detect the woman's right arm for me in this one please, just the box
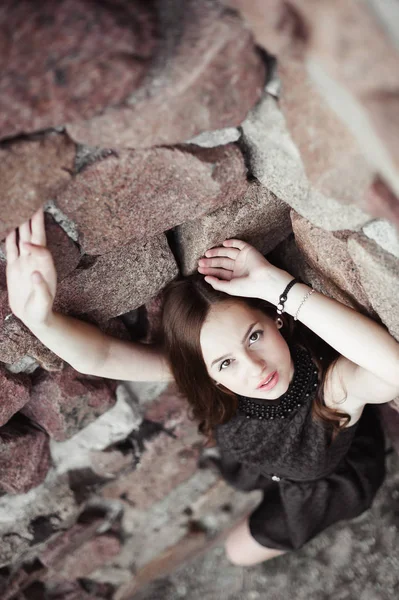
[6,208,173,382]
[30,313,173,381]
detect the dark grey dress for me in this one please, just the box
[213,347,386,551]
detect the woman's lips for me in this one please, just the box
[257,371,279,391]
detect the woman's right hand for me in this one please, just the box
[6,208,57,328]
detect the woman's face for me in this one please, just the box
[200,300,294,399]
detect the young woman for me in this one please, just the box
[5,208,399,566]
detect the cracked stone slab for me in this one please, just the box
[240,93,371,231]
[20,366,117,441]
[0,133,76,240]
[0,364,31,426]
[348,234,399,340]
[291,211,374,315]
[50,384,142,476]
[176,180,292,275]
[0,0,156,140]
[0,473,77,567]
[44,200,79,243]
[55,144,247,255]
[54,235,178,320]
[362,219,399,259]
[66,1,265,148]
[187,127,240,148]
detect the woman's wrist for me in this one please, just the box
[258,268,314,317]
[258,268,297,306]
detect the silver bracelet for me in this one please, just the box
[294,289,315,321]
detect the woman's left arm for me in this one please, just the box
[280,277,399,405]
[198,239,399,405]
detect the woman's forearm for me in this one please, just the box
[29,311,108,373]
[260,270,399,387]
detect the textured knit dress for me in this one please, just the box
[213,345,387,551]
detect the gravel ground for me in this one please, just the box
[134,450,399,600]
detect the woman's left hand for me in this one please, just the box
[197,239,290,302]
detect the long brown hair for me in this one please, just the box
[161,275,350,446]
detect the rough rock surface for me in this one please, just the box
[0,133,76,239]
[291,212,374,315]
[0,414,52,495]
[45,212,81,281]
[362,218,399,260]
[364,178,399,229]
[176,181,292,275]
[41,522,121,581]
[0,289,64,370]
[66,1,266,148]
[229,0,399,196]
[130,452,399,600]
[268,234,368,311]
[20,367,117,441]
[278,60,374,209]
[348,234,399,340]
[0,0,156,140]
[240,94,371,231]
[56,144,247,254]
[54,235,178,319]
[0,474,77,567]
[101,384,204,509]
[0,364,31,426]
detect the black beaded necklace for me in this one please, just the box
[237,345,319,421]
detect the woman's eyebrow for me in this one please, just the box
[241,322,257,344]
[210,322,258,368]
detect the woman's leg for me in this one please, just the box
[224,516,287,566]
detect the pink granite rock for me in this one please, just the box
[89,449,132,479]
[56,144,247,254]
[46,534,121,581]
[225,0,308,58]
[0,289,64,370]
[0,414,51,494]
[278,60,374,209]
[364,178,399,229]
[230,0,399,209]
[230,0,399,95]
[45,213,81,282]
[291,211,375,315]
[348,234,399,341]
[363,91,399,175]
[54,235,178,320]
[41,519,121,581]
[0,0,156,140]
[268,234,368,311]
[0,364,31,426]
[0,133,76,239]
[66,1,265,148]
[241,94,371,232]
[102,384,203,508]
[289,0,399,97]
[20,366,117,441]
[176,180,292,275]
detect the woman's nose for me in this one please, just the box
[243,352,266,376]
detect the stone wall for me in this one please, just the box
[0,1,398,598]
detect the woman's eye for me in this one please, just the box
[219,359,232,371]
[249,330,263,344]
